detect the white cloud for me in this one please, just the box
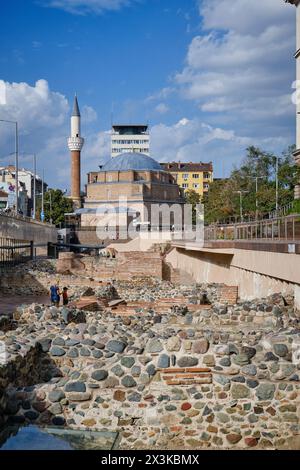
[200,0,293,35]
[155,103,169,114]
[172,0,296,144]
[150,117,290,177]
[0,79,100,189]
[43,0,138,15]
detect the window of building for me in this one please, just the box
[204,172,210,180]
[193,184,199,189]
[192,174,199,179]
[182,183,189,189]
[183,174,189,180]
[203,183,209,190]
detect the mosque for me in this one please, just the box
[67,96,185,233]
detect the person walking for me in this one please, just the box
[62,287,69,306]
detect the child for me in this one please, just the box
[62,287,69,306]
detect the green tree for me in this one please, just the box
[37,189,73,226]
[204,145,298,224]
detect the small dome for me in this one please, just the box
[100,153,162,172]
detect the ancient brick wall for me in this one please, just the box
[216,285,239,305]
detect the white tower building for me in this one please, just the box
[286,0,300,198]
[68,95,84,208]
[111,124,150,158]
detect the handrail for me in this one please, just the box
[205,214,300,242]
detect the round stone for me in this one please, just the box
[50,346,66,357]
[65,381,86,393]
[91,370,108,381]
[274,344,288,357]
[231,384,250,399]
[241,365,257,376]
[106,340,127,353]
[177,357,198,368]
[80,347,91,357]
[226,434,242,444]
[48,390,65,403]
[121,357,135,368]
[92,350,103,359]
[232,354,250,366]
[246,379,259,389]
[166,336,181,352]
[67,348,79,358]
[146,339,164,353]
[146,364,156,376]
[256,383,275,401]
[121,376,137,388]
[52,337,65,346]
[111,365,125,377]
[52,416,66,426]
[219,357,231,367]
[24,411,39,421]
[193,339,209,354]
[264,352,279,362]
[128,392,141,402]
[113,390,126,401]
[181,403,192,411]
[157,354,170,369]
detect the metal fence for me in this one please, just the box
[0,237,33,268]
[205,214,300,242]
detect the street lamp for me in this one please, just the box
[19,152,37,219]
[234,191,249,223]
[248,175,267,220]
[0,119,19,214]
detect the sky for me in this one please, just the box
[0,0,297,190]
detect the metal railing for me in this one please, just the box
[0,211,53,227]
[0,237,33,268]
[205,214,300,242]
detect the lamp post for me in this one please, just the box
[0,119,19,213]
[234,191,249,223]
[275,156,279,215]
[19,152,37,219]
[248,175,267,220]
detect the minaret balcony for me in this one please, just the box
[68,136,84,151]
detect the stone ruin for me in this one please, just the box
[0,269,300,450]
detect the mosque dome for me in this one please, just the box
[100,153,162,172]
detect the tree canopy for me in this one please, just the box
[203,145,300,224]
[36,189,74,226]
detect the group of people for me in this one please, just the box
[50,283,69,307]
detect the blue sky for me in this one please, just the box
[0,0,297,189]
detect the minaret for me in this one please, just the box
[286,0,300,198]
[68,95,84,208]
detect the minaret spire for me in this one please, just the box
[68,94,84,208]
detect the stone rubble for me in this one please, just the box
[0,262,299,450]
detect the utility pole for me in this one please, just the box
[275,156,279,215]
[41,169,45,222]
[33,154,36,220]
[0,119,19,213]
[15,121,19,214]
[49,189,52,225]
